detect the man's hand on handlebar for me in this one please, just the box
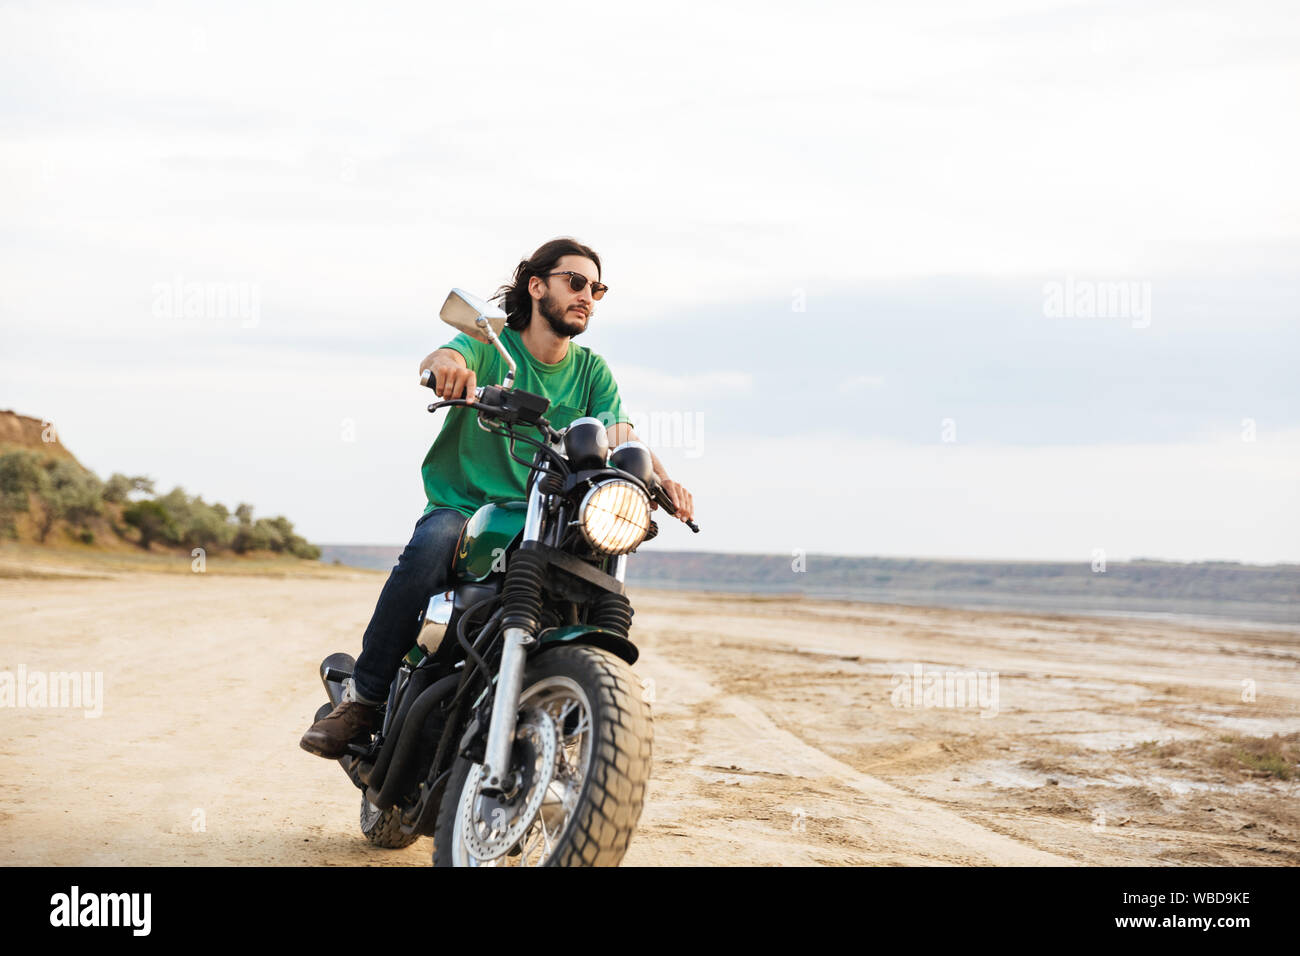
[653,477,695,525]
[429,366,477,403]
[419,348,478,403]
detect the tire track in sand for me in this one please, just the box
[626,653,1074,866]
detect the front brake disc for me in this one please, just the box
[460,709,559,862]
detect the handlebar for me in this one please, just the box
[422,372,699,532]
[420,367,477,401]
[651,483,699,533]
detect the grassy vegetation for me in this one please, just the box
[0,448,320,559]
[0,540,365,579]
[1216,733,1299,780]
[1134,733,1298,781]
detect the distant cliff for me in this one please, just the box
[0,410,79,462]
[624,551,1300,626]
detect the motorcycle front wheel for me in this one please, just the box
[432,644,653,867]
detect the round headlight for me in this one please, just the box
[578,480,651,556]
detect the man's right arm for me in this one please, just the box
[420,347,478,403]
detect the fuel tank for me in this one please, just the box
[452,499,528,582]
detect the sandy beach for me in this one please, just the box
[1,559,1297,866]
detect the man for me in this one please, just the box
[301,237,695,758]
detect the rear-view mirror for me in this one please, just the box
[440,289,506,343]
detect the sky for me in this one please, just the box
[2,0,1297,562]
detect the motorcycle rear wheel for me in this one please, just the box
[360,796,420,849]
[432,644,652,867]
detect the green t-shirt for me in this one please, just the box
[421,326,634,518]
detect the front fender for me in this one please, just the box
[535,624,639,665]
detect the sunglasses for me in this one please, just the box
[546,271,608,300]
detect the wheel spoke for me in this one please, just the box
[554,698,578,726]
[538,810,554,857]
[565,714,590,740]
[517,824,539,867]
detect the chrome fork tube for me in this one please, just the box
[481,627,530,791]
[480,472,546,793]
[521,468,547,542]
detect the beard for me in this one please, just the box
[538,290,588,339]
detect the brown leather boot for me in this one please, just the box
[300,699,379,759]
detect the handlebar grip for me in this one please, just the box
[421,368,484,403]
[652,484,700,533]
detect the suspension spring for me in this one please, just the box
[500,547,547,634]
[588,589,633,640]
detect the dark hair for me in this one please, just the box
[492,237,602,331]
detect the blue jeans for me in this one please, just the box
[351,507,470,704]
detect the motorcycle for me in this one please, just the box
[311,288,699,866]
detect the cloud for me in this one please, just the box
[609,365,753,401]
[837,375,887,394]
[2,1,1297,561]
[661,431,1300,563]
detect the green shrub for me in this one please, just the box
[41,459,103,534]
[0,451,44,537]
[0,450,43,512]
[103,473,154,504]
[123,499,180,550]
